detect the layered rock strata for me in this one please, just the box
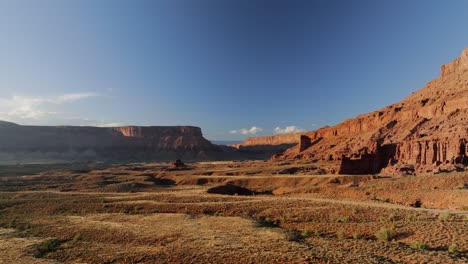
[237,49,468,175]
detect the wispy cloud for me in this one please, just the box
[98,122,126,127]
[0,92,99,123]
[274,125,305,134]
[55,92,98,103]
[229,126,263,135]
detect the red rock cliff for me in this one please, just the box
[242,48,468,174]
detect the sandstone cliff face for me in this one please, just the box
[232,133,303,148]
[239,49,468,175]
[0,124,226,164]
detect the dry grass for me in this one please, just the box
[0,161,467,263]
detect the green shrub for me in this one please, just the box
[352,233,361,240]
[448,244,459,254]
[410,241,429,251]
[375,228,394,241]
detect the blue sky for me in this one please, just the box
[0,0,467,140]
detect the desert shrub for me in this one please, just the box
[33,239,63,258]
[410,241,429,251]
[438,213,451,222]
[407,214,416,222]
[302,229,312,238]
[314,229,322,237]
[201,208,209,214]
[214,211,224,217]
[336,230,347,239]
[285,229,304,242]
[8,219,16,228]
[375,228,394,241]
[337,216,351,223]
[242,212,251,219]
[279,215,287,224]
[448,244,459,254]
[352,233,361,240]
[255,216,279,228]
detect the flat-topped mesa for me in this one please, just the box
[0,123,226,163]
[441,48,468,77]
[114,126,203,138]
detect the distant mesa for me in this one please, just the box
[236,48,468,175]
[0,123,238,164]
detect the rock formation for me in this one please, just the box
[0,122,232,164]
[237,48,468,175]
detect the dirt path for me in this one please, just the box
[278,195,468,216]
[6,188,468,217]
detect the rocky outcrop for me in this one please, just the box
[0,123,231,164]
[239,48,468,175]
[441,48,468,77]
[394,138,467,170]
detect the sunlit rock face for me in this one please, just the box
[239,49,468,175]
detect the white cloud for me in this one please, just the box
[274,125,305,134]
[0,93,100,124]
[98,122,126,127]
[55,92,98,103]
[229,126,263,135]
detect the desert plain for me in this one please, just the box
[0,160,466,264]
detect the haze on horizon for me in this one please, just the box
[1,0,468,141]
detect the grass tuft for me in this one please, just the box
[448,244,459,254]
[352,233,361,240]
[375,228,394,241]
[410,241,429,251]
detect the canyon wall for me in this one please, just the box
[238,49,468,175]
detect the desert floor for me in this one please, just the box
[0,161,467,263]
